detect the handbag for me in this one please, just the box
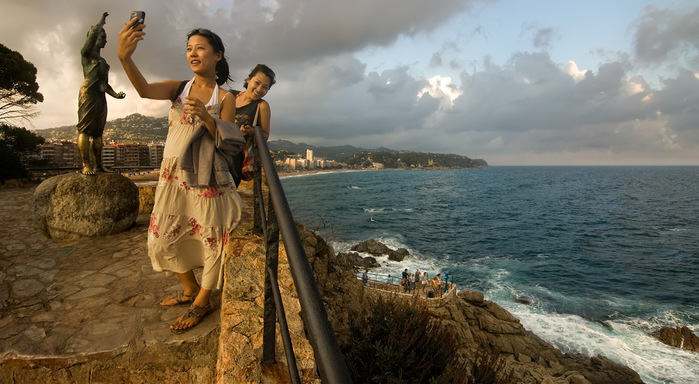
[240,104,260,181]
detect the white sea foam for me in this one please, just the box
[479,274,699,384]
[498,301,699,384]
[363,207,414,213]
[332,237,447,279]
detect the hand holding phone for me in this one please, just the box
[130,11,145,28]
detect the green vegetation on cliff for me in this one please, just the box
[341,296,514,384]
[344,150,483,169]
[34,113,168,144]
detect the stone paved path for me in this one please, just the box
[0,186,220,366]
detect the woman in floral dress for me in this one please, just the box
[118,19,245,332]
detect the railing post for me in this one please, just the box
[262,186,279,365]
[252,141,263,235]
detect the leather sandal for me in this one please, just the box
[160,289,199,306]
[170,303,214,334]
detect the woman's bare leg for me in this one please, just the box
[160,270,200,306]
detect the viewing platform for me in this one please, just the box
[355,271,458,308]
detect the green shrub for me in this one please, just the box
[341,296,455,383]
[466,346,515,384]
[0,141,27,182]
[341,295,516,384]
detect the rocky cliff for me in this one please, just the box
[295,223,644,384]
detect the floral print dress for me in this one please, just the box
[148,79,242,290]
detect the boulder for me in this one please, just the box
[33,173,139,240]
[651,326,699,353]
[388,247,409,262]
[350,239,391,255]
[350,239,412,261]
[337,251,380,269]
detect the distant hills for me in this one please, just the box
[34,113,487,167]
[267,139,392,162]
[34,113,168,144]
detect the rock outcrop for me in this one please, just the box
[298,224,644,384]
[652,326,699,353]
[33,173,139,240]
[336,251,380,268]
[350,238,411,262]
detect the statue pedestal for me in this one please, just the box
[33,173,140,240]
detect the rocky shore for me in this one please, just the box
[290,223,645,384]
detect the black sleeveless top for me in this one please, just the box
[229,90,262,186]
[230,90,261,126]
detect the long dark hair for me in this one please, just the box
[186,28,232,86]
[243,64,276,89]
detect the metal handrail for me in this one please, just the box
[251,126,352,384]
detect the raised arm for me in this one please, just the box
[117,18,180,100]
[81,12,109,56]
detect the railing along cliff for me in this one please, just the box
[250,126,352,384]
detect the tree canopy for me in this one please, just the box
[0,123,45,182]
[0,43,44,125]
[0,124,45,155]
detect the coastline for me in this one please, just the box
[124,168,370,183]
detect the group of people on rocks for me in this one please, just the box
[398,268,450,298]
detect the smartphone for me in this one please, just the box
[130,11,145,28]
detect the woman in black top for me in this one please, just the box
[231,64,276,186]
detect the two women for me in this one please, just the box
[117,18,262,333]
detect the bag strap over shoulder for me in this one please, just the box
[172,80,188,102]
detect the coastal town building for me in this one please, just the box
[101,145,116,167]
[148,143,164,167]
[39,141,164,168]
[39,141,81,168]
[276,148,341,171]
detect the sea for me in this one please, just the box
[280,166,699,384]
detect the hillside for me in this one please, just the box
[34,113,487,167]
[343,150,484,169]
[34,113,168,144]
[268,139,392,161]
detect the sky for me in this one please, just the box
[2,0,698,165]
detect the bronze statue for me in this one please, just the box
[77,12,125,174]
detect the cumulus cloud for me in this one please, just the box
[633,6,699,69]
